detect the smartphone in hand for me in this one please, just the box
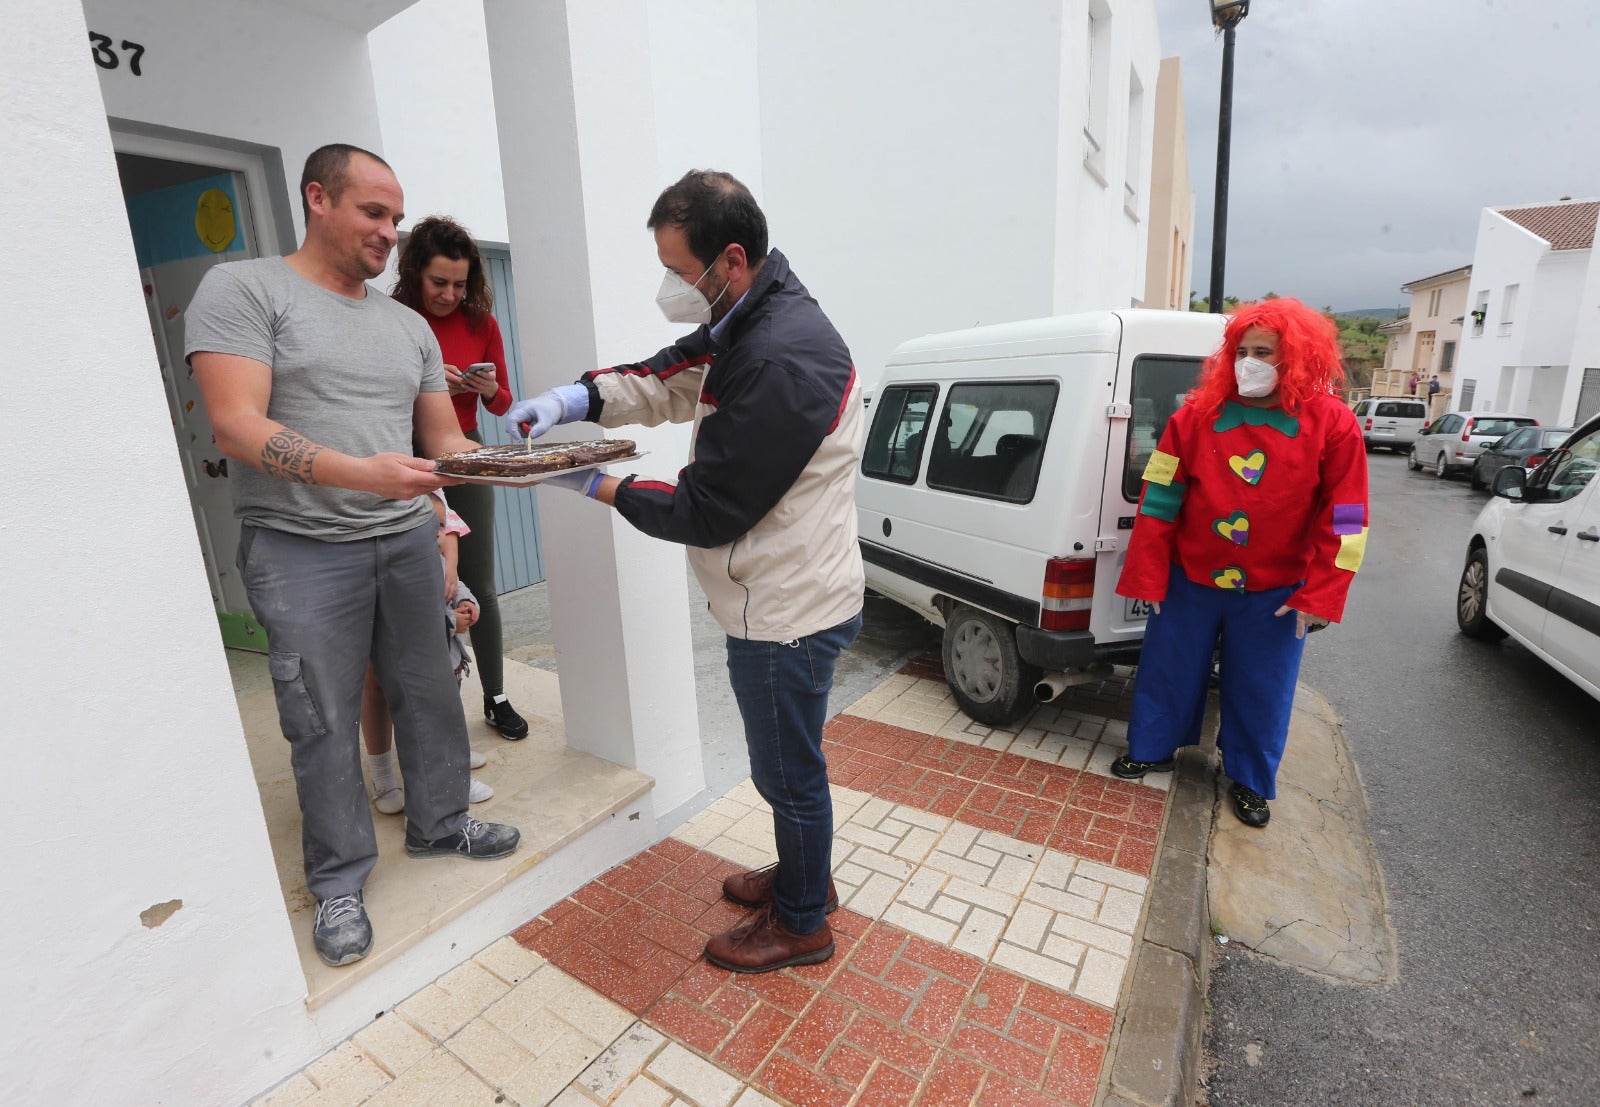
[466,362,496,377]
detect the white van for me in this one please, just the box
[856,309,1227,723]
[1350,396,1428,452]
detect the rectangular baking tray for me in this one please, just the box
[436,450,647,486]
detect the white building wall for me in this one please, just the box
[1059,0,1159,316]
[368,0,509,243]
[1453,210,1558,415]
[1566,238,1600,423]
[3,4,324,1105]
[85,0,389,244]
[754,0,1159,387]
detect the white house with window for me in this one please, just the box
[5,1,1181,1103]
[1451,198,1600,425]
[1374,263,1470,416]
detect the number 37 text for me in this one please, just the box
[89,32,146,76]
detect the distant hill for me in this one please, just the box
[1334,307,1403,321]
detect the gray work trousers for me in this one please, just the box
[239,522,470,901]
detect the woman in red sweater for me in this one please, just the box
[393,217,528,739]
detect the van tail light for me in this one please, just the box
[1042,557,1094,632]
[1364,417,1373,431]
[1462,417,1473,442]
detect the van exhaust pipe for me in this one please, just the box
[1035,664,1114,702]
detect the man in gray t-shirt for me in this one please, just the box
[186,144,520,969]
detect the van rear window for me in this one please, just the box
[1376,401,1425,418]
[925,382,1058,503]
[1124,355,1206,501]
[862,385,937,483]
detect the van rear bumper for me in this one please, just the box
[1016,625,1142,671]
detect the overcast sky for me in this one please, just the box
[1152,0,1600,311]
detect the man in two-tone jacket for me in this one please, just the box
[507,170,864,973]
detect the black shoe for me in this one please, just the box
[406,817,522,860]
[313,891,373,967]
[1230,782,1271,828]
[484,694,529,740]
[1111,754,1176,780]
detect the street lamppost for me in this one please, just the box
[1208,0,1250,313]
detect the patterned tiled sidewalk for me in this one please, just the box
[253,657,1171,1107]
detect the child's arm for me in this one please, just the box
[439,531,460,603]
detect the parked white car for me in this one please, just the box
[1410,411,1538,477]
[1456,413,1600,703]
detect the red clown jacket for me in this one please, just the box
[1116,392,1369,622]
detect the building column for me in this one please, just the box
[482,0,706,817]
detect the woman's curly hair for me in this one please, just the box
[392,215,493,323]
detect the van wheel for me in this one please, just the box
[941,606,1040,726]
[1407,448,1423,472]
[1457,546,1506,640]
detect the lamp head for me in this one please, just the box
[1211,0,1250,28]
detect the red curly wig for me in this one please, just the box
[1187,298,1345,419]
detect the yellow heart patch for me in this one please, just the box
[1229,450,1266,485]
[1213,511,1250,545]
[1212,567,1247,590]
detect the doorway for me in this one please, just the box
[113,134,283,650]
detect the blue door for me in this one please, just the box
[481,248,546,592]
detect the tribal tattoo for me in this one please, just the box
[261,430,323,484]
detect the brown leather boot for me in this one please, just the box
[722,862,840,914]
[704,904,835,974]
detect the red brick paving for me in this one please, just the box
[513,839,1122,1106]
[507,665,1159,1105]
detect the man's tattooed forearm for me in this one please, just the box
[261,430,323,484]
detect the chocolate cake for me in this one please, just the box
[434,439,636,478]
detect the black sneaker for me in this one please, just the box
[1111,754,1176,780]
[484,695,530,740]
[1230,782,1271,828]
[406,817,522,861]
[313,891,373,967]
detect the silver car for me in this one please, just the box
[1409,411,1538,478]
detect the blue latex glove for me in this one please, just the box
[539,469,604,498]
[504,384,590,440]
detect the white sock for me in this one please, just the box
[367,748,400,795]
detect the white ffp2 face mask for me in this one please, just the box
[1235,356,1280,398]
[655,259,728,325]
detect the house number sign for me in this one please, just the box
[89,32,147,76]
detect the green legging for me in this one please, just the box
[451,429,506,699]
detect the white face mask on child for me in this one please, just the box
[1234,356,1280,398]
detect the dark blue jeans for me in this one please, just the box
[725,611,862,934]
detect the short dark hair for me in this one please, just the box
[299,143,390,221]
[647,170,768,267]
[391,216,494,322]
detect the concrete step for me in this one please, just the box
[227,650,655,1010]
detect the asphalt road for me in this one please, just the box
[1204,452,1600,1106]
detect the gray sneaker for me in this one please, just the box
[405,817,521,861]
[313,891,373,967]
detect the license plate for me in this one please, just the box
[1374,427,1394,436]
[1125,597,1155,620]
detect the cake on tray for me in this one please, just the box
[434,439,635,478]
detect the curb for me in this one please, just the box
[1100,743,1216,1107]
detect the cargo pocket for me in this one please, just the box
[268,652,327,738]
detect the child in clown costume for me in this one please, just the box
[1113,298,1368,827]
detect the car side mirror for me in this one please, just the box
[1492,466,1526,501]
